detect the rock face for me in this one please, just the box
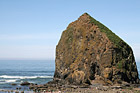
[54,13,139,85]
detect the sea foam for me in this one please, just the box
[0,79,17,84]
[5,79,17,83]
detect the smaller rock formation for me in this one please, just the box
[11,83,17,86]
[20,81,31,86]
[54,13,139,86]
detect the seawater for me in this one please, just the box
[0,60,55,90]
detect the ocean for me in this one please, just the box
[0,60,55,91]
[0,60,140,91]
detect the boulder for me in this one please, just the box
[11,83,17,86]
[54,13,139,85]
[20,81,30,86]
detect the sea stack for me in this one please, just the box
[54,13,139,85]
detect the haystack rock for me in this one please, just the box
[54,13,139,85]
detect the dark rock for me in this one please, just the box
[11,83,17,86]
[54,13,139,85]
[97,86,108,91]
[111,86,122,89]
[19,87,21,90]
[15,91,19,93]
[20,81,30,86]
[10,90,13,92]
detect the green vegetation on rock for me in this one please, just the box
[86,13,122,48]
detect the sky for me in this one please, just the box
[0,0,140,61]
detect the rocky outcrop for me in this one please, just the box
[54,13,139,85]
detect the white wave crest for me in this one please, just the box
[5,79,17,83]
[0,79,17,84]
[0,75,53,79]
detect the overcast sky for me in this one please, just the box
[0,0,140,61]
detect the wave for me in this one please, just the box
[0,79,17,84]
[5,79,17,83]
[0,75,53,79]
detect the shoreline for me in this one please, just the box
[29,79,140,93]
[0,88,61,93]
[0,89,33,93]
[1,84,140,93]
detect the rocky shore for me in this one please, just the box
[1,84,140,93]
[28,78,140,93]
[0,82,34,93]
[29,81,140,93]
[0,89,33,93]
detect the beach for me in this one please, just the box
[1,85,140,93]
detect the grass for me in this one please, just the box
[86,13,123,48]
